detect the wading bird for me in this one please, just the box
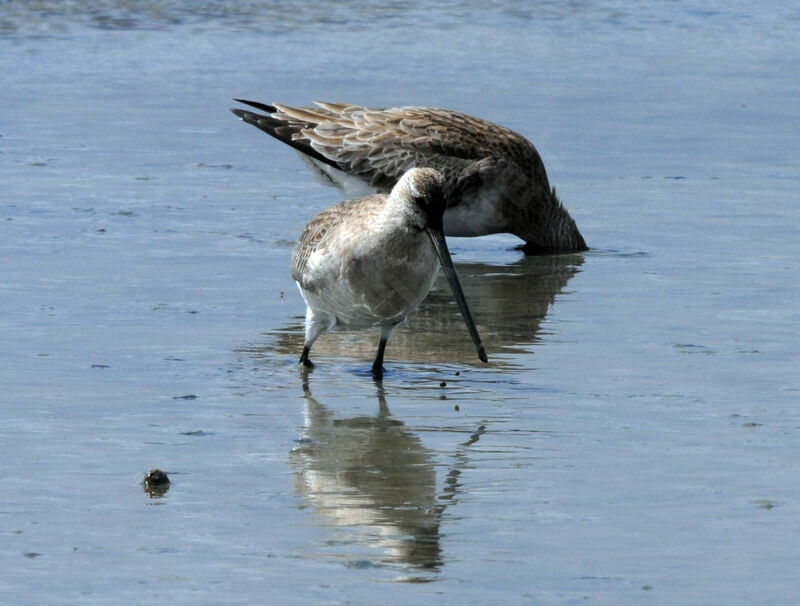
[290,167,487,376]
[231,99,586,254]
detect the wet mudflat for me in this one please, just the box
[1,2,799,604]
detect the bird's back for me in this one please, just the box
[272,102,545,191]
[291,195,383,287]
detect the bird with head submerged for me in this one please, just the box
[231,99,587,254]
[290,167,487,377]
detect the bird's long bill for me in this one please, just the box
[426,226,488,363]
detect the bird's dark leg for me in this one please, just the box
[371,335,388,378]
[299,345,314,368]
[371,324,399,378]
[299,313,331,369]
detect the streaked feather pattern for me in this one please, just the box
[232,100,587,253]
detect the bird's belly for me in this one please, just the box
[302,243,439,330]
[298,154,376,198]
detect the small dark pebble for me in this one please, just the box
[173,394,197,400]
[440,380,447,387]
[91,364,110,369]
[23,552,42,559]
[143,469,171,498]
[454,404,460,412]
[454,371,460,376]
[641,585,653,591]
[143,469,170,487]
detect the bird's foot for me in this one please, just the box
[299,346,314,368]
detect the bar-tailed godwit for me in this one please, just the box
[291,167,487,376]
[232,99,586,254]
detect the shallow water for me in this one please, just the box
[2,2,799,604]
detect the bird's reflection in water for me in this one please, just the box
[262,253,583,368]
[290,382,485,573]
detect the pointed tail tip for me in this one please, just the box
[232,98,278,114]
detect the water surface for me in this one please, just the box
[2,2,799,604]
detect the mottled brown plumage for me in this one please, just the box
[232,99,587,253]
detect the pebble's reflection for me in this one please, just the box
[290,382,485,572]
